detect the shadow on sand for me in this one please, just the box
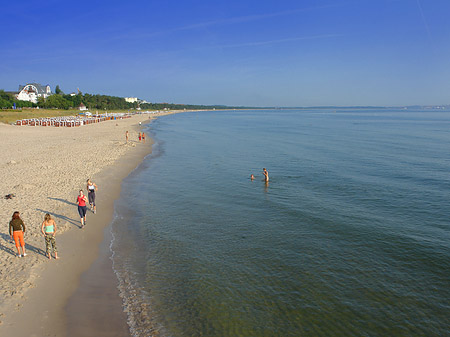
[36,208,81,229]
[0,232,47,257]
[48,197,77,207]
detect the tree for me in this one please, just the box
[55,85,63,95]
[43,94,70,109]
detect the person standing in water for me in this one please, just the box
[9,211,27,257]
[41,214,59,259]
[87,179,98,214]
[77,190,88,228]
[263,168,269,182]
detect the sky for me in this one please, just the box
[1,0,450,107]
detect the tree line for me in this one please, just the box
[0,88,233,111]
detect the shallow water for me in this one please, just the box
[111,109,450,336]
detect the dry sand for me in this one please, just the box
[0,112,179,336]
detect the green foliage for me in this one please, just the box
[2,87,235,112]
[55,85,63,95]
[0,90,36,109]
[42,94,71,109]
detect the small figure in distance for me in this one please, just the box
[126,131,129,143]
[142,132,146,143]
[250,174,255,181]
[9,211,27,257]
[77,190,88,228]
[41,213,59,260]
[263,168,269,183]
[86,179,98,214]
[138,132,142,142]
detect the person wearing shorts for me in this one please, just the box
[87,179,98,214]
[9,211,27,257]
[77,190,88,228]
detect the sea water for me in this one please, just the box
[111,109,450,337]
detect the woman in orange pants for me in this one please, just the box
[9,211,27,257]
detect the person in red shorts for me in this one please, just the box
[9,211,27,257]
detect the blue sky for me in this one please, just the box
[1,0,449,106]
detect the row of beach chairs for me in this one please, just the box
[16,114,133,127]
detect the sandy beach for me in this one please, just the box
[0,112,178,336]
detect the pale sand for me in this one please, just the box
[0,112,180,336]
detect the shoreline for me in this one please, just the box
[0,111,182,336]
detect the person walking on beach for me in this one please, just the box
[87,179,98,214]
[77,190,88,228]
[142,132,146,143]
[9,211,27,257]
[263,168,269,182]
[41,214,59,259]
[126,131,129,143]
[138,132,142,142]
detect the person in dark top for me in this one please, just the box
[9,211,27,257]
[86,179,98,214]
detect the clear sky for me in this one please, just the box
[1,0,449,107]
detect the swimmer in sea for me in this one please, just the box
[250,174,255,181]
[263,168,269,182]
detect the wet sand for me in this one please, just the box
[0,112,180,336]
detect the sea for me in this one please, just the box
[110,108,450,337]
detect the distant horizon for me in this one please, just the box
[3,83,450,109]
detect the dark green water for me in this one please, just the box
[111,109,450,336]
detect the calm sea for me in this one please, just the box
[110,109,450,337]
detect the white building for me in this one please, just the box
[16,83,52,103]
[125,97,138,103]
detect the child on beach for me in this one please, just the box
[77,190,88,228]
[87,179,98,214]
[41,214,59,259]
[139,132,142,142]
[142,132,146,143]
[9,211,27,257]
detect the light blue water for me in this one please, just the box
[111,109,450,337]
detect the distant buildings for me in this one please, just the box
[16,83,52,103]
[125,97,138,103]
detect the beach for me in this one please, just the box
[0,112,176,336]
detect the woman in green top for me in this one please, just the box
[41,213,59,260]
